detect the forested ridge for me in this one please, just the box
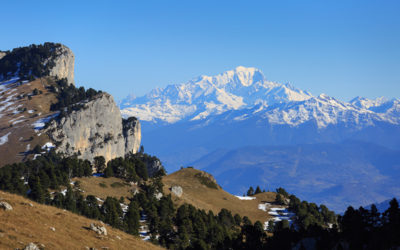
[0,42,61,81]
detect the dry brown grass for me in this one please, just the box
[73,176,135,202]
[0,190,162,250]
[162,168,276,224]
[0,77,58,166]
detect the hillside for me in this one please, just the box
[162,167,278,224]
[192,141,400,211]
[0,77,58,166]
[0,190,161,250]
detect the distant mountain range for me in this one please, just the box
[120,66,400,211]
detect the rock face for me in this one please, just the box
[48,44,75,85]
[0,201,12,211]
[171,185,183,197]
[142,157,164,177]
[0,52,6,60]
[123,117,141,156]
[90,222,107,235]
[47,93,141,163]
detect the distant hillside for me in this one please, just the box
[0,190,161,250]
[162,167,277,224]
[191,141,400,212]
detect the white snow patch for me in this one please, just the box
[32,112,59,131]
[0,132,11,146]
[42,142,55,151]
[28,110,35,114]
[235,195,256,200]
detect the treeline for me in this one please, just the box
[49,78,101,115]
[266,200,400,249]
[245,185,337,231]
[0,42,61,80]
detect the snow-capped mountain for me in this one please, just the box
[121,66,399,128]
[120,66,313,124]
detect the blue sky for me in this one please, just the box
[1,0,399,101]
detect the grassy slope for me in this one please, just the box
[0,190,162,250]
[162,168,276,224]
[0,77,58,166]
[73,176,135,202]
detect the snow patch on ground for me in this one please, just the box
[235,195,256,200]
[42,142,55,151]
[0,132,11,146]
[32,112,59,131]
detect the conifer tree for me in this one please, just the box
[247,186,254,196]
[29,176,44,203]
[124,200,140,235]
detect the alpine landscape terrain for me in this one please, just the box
[120,66,400,211]
[0,29,399,250]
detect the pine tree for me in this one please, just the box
[124,200,140,235]
[29,176,44,203]
[94,156,106,173]
[247,186,254,196]
[255,186,262,194]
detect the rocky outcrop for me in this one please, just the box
[141,157,164,177]
[171,185,183,197]
[48,44,75,85]
[123,117,141,156]
[24,242,40,250]
[0,201,12,211]
[90,222,107,235]
[47,93,141,163]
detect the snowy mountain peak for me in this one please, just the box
[120,67,398,128]
[120,67,314,123]
[350,96,389,110]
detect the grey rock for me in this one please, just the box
[144,157,164,177]
[123,117,141,157]
[48,44,75,85]
[171,186,183,197]
[154,192,163,200]
[0,201,12,211]
[90,222,107,236]
[47,93,141,163]
[24,242,40,250]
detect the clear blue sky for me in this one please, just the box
[1,0,399,102]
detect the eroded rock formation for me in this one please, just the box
[46,93,141,163]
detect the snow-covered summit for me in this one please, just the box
[120,67,312,123]
[120,67,399,129]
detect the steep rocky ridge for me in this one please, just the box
[47,44,75,85]
[46,92,141,163]
[0,43,140,166]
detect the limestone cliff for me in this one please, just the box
[46,93,141,163]
[48,45,75,85]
